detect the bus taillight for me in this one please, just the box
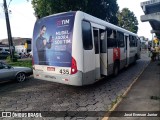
[71,57,77,74]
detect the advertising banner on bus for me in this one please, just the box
[32,12,75,67]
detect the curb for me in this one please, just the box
[101,61,150,120]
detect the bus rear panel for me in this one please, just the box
[32,12,84,86]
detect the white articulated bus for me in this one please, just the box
[32,11,141,86]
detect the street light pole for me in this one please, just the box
[3,0,14,61]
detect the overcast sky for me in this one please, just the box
[117,0,152,40]
[0,0,152,40]
[0,0,36,40]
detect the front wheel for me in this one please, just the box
[16,72,26,82]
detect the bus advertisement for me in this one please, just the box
[33,12,75,67]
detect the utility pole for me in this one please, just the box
[3,0,14,61]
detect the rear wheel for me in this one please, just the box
[133,55,137,64]
[16,72,26,82]
[113,62,119,76]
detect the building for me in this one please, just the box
[0,37,31,53]
[141,0,160,45]
[139,36,151,49]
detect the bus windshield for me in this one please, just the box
[32,12,75,67]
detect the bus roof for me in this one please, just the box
[80,11,138,36]
[39,11,138,37]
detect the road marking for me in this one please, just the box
[102,62,150,120]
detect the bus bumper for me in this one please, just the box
[33,70,83,86]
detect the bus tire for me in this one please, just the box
[113,62,119,76]
[133,55,137,64]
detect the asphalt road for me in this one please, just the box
[0,52,150,120]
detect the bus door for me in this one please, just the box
[93,28,101,80]
[100,29,107,76]
[93,27,107,79]
[125,35,129,66]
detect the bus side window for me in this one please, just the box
[107,28,117,48]
[129,35,137,47]
[132,36,135,47]
[135,37,138,47]
[129,35,133,47]
[82,21,93,50]
[117,31,124,47]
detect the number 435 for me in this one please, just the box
[59,69,69,74]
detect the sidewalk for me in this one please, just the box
[108,60,160,120]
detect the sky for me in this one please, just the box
[0,0,153,40]
[0,0,36,40]
[117,0,152,40]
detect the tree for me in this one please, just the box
[117,8,138,33]
[31,0,119,25]
[84,0,119,25]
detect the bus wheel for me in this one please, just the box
[133,55,137,64]
[113,62,119,76]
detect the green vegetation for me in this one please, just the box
[6,56,18,62]
[110,95,123,109]
[31,0,119,25]
[4,52,32,68]
[7,59,32,68]
[117,8,138,33]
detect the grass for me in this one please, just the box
[7,59,32,68]
[110,95,123,109]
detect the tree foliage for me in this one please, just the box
[117,8,138,33]
[31,0,119,25]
